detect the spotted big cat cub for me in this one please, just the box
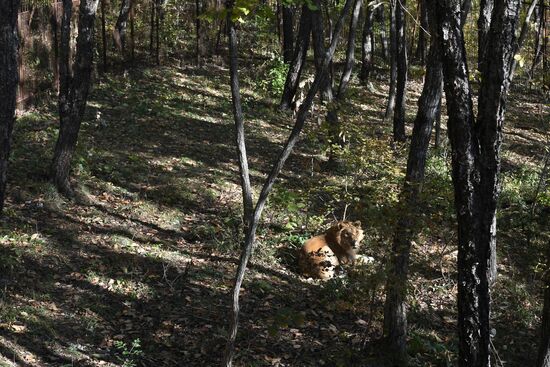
[298,221,366,279]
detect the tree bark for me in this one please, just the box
[51,0,100,195]
[435,0,521,364]
[383,0,442,360]
[100,0,107,71]
[280,5,312,110]
[113,0,131,51]
[282,3,294,63]
[509,0,538,80]
[414,0,428,64]
[222,1,355,365]
[360,2,376,82]
[311,0,333,102]
[530,0,544,76]
[538,260,550,367]
[393,0,407,141]
[195,0,201,64]
[0,0,20,215]
[377,4,389,60]
[384,0,397,120]
[477,0,493,71]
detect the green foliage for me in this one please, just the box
[113,338,144,367]
[257,56,289,97]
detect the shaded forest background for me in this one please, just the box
[0,0,548,366]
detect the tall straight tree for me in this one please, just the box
[282,2,294,63]
[383,0,442,360]
[222,0,355,365]
[51,0,100,195]
[113,0,132,51]
[360,1,377,83]
[435,0,522,364]
[414,0,428,64]
[538,251,550,366]
[0,0,20,215]
[280,4,312,110]
[384,0,397,120]
[377,4,389,60]
[393,0,407,141]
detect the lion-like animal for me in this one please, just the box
[298,220,365,279]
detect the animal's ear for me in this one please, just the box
[338,222,344,229]
[353,221,361,227]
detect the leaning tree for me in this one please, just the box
[222,0,355,365]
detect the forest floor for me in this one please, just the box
[0,58,548,367]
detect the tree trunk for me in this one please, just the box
[113,0,131,51]
[538,260,550,367]
[222,1,355,365]
[477,0,493,71]
[279,4,312,110]
[0,0,20,215]
[435,0,521,364]
[377,4,389,60]
[195,0,201,64]
[393,0,407,141]
[530,0,544,76]
[360,2,376,82]
[383,0,442,360]
[414,0,428,64]
[150,0,155,56]
[311,0,333,102]
[51,0,100,195]
[282,4,294,63]
[100,0,107,71]
[384,0,397,120]
[509,0,538,80]
[155,0,161,65]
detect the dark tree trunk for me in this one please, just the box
[383,0,442,360]
[195,0,201,64]
[477,0,493,71]
[509,0,538,79]
[337,0,363,97]
[530,0,544,76]
[282,4,294,63]
[51,0,100,195]
[435,0,521,365]
[279,5,312,110]
[414,0,428,64]
[155,0,161,65]
[325,0,362,167]
[100,0,107,71]
[0,0,20,215]
[150,0,155,56]
[311,0,333,102]
[113,0,131,51]
[360,2,376,82]
[222,1,355,365]
[377,4,389,60]
[384,0,397,120]
[538,261,550,367]
[393,0,407,141]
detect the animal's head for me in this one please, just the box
[334,220,365,258]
